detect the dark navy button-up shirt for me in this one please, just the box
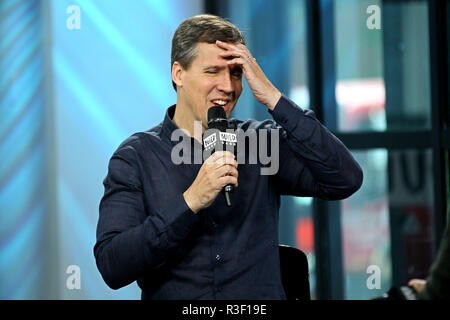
[94,95,363,300]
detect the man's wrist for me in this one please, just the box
[266,90,282,111]
[183,190,200,214]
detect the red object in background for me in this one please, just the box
[403,205,433,279]
[296,217,314,253]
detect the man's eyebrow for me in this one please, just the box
[202,65,242,72]
[202,65,226,70]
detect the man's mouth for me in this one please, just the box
[211,99,231,112]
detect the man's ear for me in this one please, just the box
[172,61,184,89]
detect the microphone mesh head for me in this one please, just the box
[208,106,226,122]
[207,106,227,130]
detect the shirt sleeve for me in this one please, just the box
[93,143,199,290]
[418,224,450,300]
[268,95,363,200]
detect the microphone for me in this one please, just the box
[203,106,237,207]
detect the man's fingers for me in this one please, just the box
[213,157,238,169]
[226,58,244,66]
[219,49,246,60]
[408,279,426,293]
[217,164,238,179]
[216,40,249,55]
[218,46,254,63]
[206,151,237,167]
[216,165,238,188]
[215,40,233,49]
[216,40,254,66]
[209,150,235,161]
[217,175,238,188]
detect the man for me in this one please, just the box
[94,14,363,300]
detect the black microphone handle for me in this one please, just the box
[203,137,235,207]
[223,139,236,207]
[215,139,235,207]
[206,106,236,207]
[223,184,234,207]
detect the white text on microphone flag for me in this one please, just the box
[203,132,217,149]
[219,132,237,144]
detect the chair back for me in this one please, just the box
[279,244,311,300]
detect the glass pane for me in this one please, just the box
[286,0,310,109]
[388,149,435,284]
[341,149,391,299]
[334,0,431,132]
[342,149,435,299]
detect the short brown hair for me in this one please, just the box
[171,14,246,91]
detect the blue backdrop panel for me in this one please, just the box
[1,0,203,299]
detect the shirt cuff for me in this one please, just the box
[163,193,200,241]
[268,95,303,132]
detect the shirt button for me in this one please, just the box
[215,254,221,261]
[212,221,218,228]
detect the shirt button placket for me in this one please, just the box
[214,252,223,296]
[211,218,223,298]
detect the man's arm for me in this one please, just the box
[268,95,363,200]
[216,40,362,200]
[94,144,200,290]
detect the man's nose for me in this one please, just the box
[216,72,234,93]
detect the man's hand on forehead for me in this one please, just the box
[215,40,281,110]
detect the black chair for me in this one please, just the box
[279,244,311,300]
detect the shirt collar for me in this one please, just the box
[161,104,179,142]
[161,105,203,149]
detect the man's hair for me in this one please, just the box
[171,14,246,91]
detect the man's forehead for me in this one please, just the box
[194,42,234,64]
[195,42,222,55]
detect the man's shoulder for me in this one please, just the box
[114,122,164,154]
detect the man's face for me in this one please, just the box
[177,42,243,129]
